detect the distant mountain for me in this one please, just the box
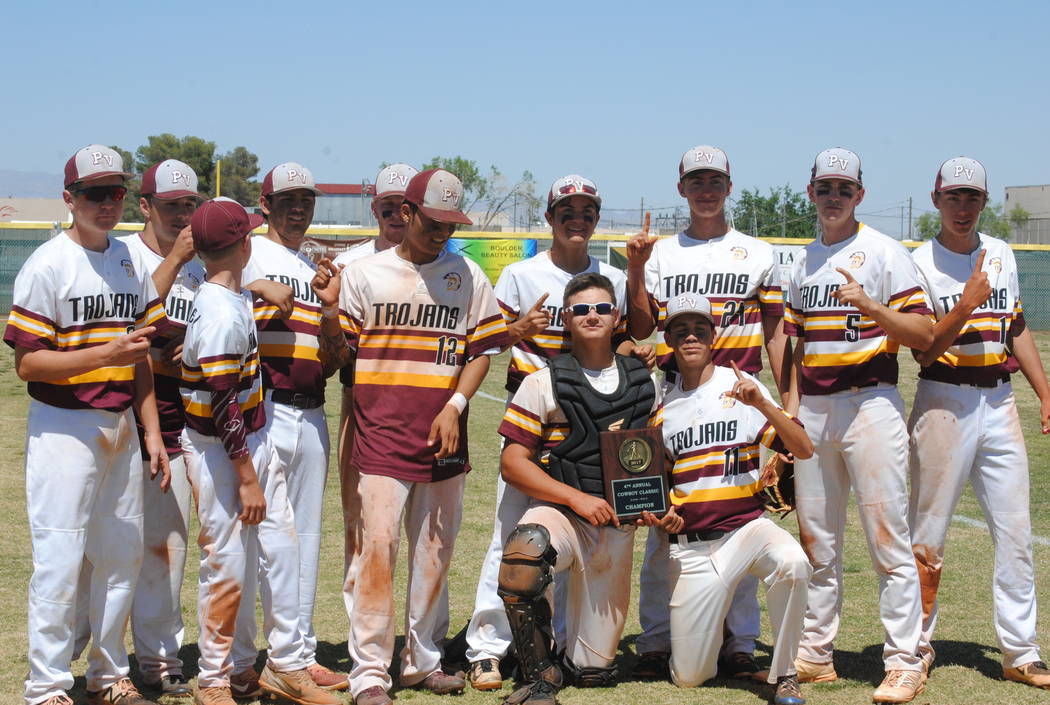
[0,170,63,198]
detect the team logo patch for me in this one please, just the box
[719,391,736,409]
[121,258,135,278]
[848,251,865,269]
[730,246,748,260]
[443,272,462,291]
[989,257,1002,274]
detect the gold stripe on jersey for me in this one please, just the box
[671,446,760,474]
[359,333,444,350]
[355,369,458,390]
[5,312,54,341]
[183,393,263,419]
[759,287,783,305]
[503,406,542,436]
[474,317,507,339]
[803,340,895,367]
[47,365,136,385]
[939,351,1008,367]
[670,478,764,504]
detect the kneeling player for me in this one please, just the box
[657,294,813,705]
[496,272,671,704]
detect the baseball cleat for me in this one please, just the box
[1003,660,1050,689]
[229,668,261,699]
[258,666,342,705]
[146,674,192,699]
[305,663,349,691]
[354,685,392,705]
[86,678,159,705]
[794,656,838,683]
[193,686,235,705]
[468,658,503,690]
[417,670,466,695]
[774,674,806,705]
[873,670,925,703]
[632,651,671,681]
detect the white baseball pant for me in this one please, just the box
[909,378,1041,668]
[517,504,636,671]
[637,525,761,655]
[23,402,144,704]
[795,385,923,672]
[131,453,191,680]
[669,517,810,686]
[183,428,307,688]
[349,472,465,698]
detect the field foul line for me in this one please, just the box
[477,389,1050,548]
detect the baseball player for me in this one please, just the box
[5,145,170,705]
[333,162,419,637]
[785,148,934,704]
[340,169,510,705]
[496,272,667,705]
[908,157,1050,689]
[179,198,339,705]
[231,162,349,692]
[464,174,641,691]
[117,159,204,699]
[656,292,812,705]
[626,145,790,679]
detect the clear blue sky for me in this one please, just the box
[4,1,1048,235]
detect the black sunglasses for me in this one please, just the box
[568,302,614,316]
[72,185,127,203]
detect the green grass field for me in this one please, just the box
[2,341,1050,704]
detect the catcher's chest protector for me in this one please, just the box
[546,353,656,498]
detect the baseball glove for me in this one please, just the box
[760,454,795,518]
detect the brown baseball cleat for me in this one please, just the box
[258,666,342,705]
[306,663,349,691]
[229,668,261,699]
[1003,660,1050,689]
[86,678,160,705]
[417,670,466,695]
[794,657,838,683]
[872,670,925,703]
[468,658,503,691]
[355,685,392,705]
[632,651,671,681]
[193,686,236,705]
[40,696,74,705]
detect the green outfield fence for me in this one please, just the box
[3,222,1050,329]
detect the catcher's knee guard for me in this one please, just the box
[498,524,562,687]
[565,657,618,688]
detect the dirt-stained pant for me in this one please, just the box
[183,428,307,688]
[23,403,143,705]
[795,385,923,672]
[637,527,760,655]
[516,504,636,671]
[669,517,810,686]
[909,378,1041,669]
[131,453,192,680]
[349,473,465,698]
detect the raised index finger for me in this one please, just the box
[642,211,651,236]
[973,249,987,275]
[729,359,744,381]
[529,292,550,312]
[835,267,857,284]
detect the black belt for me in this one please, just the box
[670,530,727,544]
[268,389,325,410]
[923,375,1009,389]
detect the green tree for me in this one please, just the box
[217,146,262,206]
[730,185,816,239]
[914,201,1014,241]
[422,156,488,217]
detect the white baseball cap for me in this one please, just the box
[664,293,714,327]
[374,163,419,200]
[547,174,601,210]
[811,148,862,185]
[141,159,200,200]
[262,162,323,197]
[679,145,730,179]
[934,157,988,194]
[404,169,472,225]
[64,144,133,188]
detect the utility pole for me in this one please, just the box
[781,199,786,238]
[901,204,905,239]
[908,196,913,239]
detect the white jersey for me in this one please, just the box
[333,239,378,267]
[910,234,1022,387]
[3,232,168,412]
[494,250,628,392]
[644,229,782,371]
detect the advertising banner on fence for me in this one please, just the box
[447,238,538,285]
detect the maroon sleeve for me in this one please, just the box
[211,387,249,460]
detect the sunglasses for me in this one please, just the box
[380,208,403,219]
[568,302,615,316]
[72,185,127,203]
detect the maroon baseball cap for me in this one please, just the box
[191,198,263,252]
[64,144,133,188]
[404,169,472,225]
[141,159,200,200]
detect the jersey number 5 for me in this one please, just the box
[844,313,861,342]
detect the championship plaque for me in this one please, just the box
[600,426,668,522]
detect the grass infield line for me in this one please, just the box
[953,513,1050,547]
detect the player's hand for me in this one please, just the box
[831,267,877,315]
[248,279,295,319]
[105,326,155,366]
[513,293,552,341]
[626,212,657,269]
[957,249,992,314]
[725,361,764,407]
[238,479,266,525]
[310,257,344,308]
[760,453,786,488]
[630,344,656,370]
[570,491,618,527]
[144,431,171,492]
[1039,396,1050,435]
[169,225,196,266]
[160,334,185,366]
[428,405,461,459]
